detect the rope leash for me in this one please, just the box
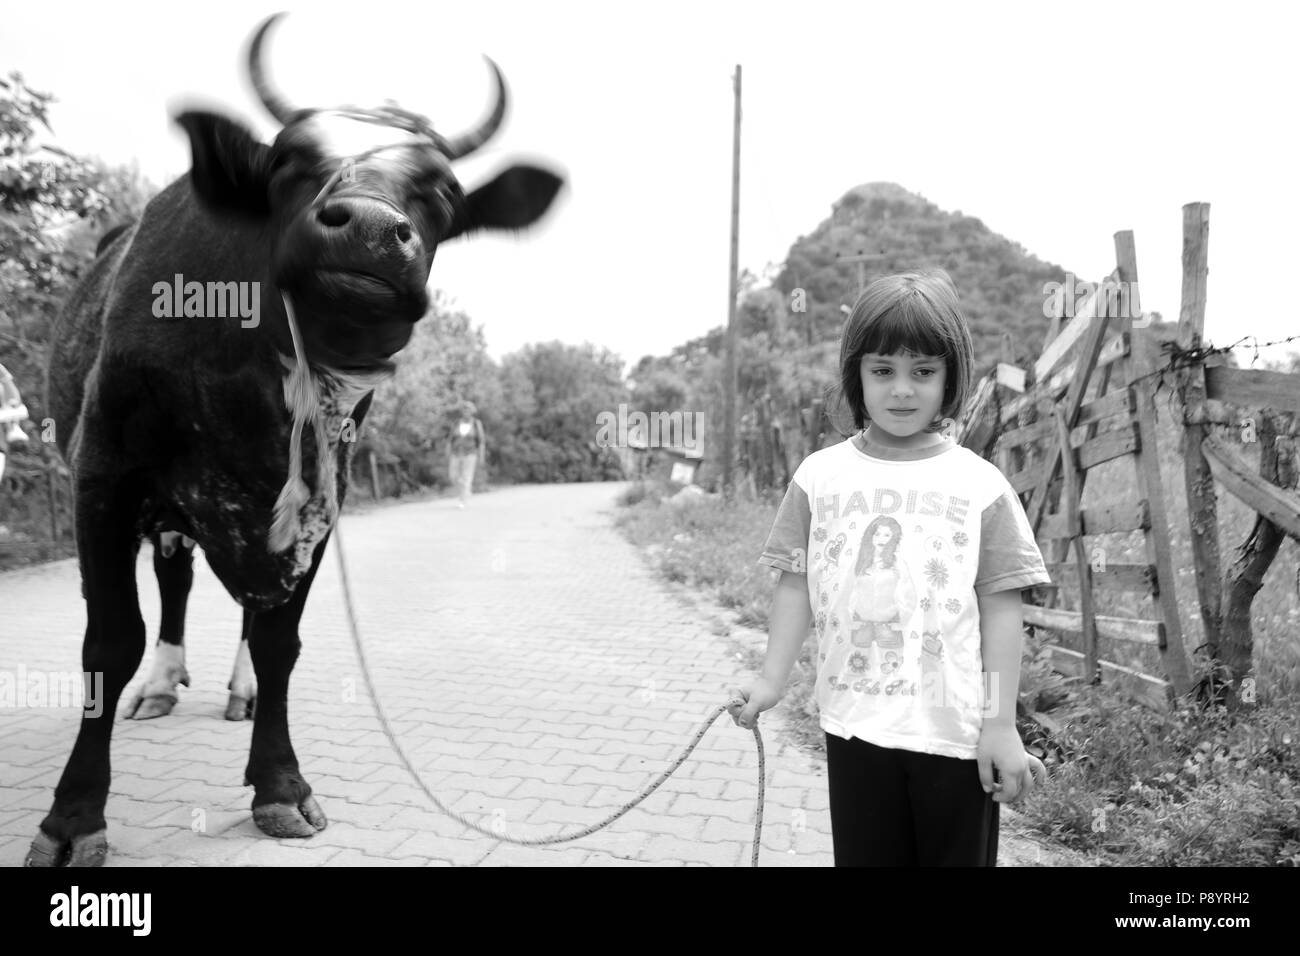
[330,519,767,866]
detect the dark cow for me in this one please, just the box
[26,13,562,867]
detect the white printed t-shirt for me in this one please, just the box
[759,435,1050,759]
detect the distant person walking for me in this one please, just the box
[447,400,486,508]
[0,363,31,481]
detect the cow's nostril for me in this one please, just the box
[317,203,350,228]
[395,221,412,244]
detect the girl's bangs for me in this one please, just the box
[860,296,951,360]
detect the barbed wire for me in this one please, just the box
[1160,333,1300,372]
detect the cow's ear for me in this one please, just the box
[447,165,564,240]
[173,111,273,216]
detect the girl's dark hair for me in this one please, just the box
[855,515,903,573]
[834,270,974,433]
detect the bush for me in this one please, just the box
[1019,688,1300,865]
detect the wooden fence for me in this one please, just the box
[957,202,1299,709]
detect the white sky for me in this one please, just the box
[5,0,1298,369]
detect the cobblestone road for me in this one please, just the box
[0,483,834,867]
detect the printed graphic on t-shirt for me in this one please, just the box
[811,483,978,721]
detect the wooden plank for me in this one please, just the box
[1078,386,1134,429]
[1009,467,1047,495]
[1174,202,1223,662]
[1027,287,1117,527]
[1045,562,1158,593]
[999,334,1028,478]
[999,418,1052,451]
[1119,229,1192,697]
[1022,603,1164,646]
[1044,645,1172,711]
[996,363,1026,392]
[1048,345,1125,613]
[1078,423,1140,470]
[1050,332,1130,399]
[1201,433,1300,541]
[1034,268,1122,381]
[965,415,996,457]
[1040,498,1150,539]
[1055,407,1097,680]
[957,375,997,450]
[1204,366,1300,417]
[1000,333,1130,425]
[998,393,1139,455]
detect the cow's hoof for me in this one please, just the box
[253,796,327,838]
[25,829,108,867]
[126,692,179,720]
[224,694,256,721]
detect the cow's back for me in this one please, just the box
[44,220,140,461]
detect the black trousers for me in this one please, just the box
[825,733,999,866]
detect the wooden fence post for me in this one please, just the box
[1173,203,1224,670]
[1117,230,1194,698]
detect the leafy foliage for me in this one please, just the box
[1,73,155,563]
[493,341,629,483]
[1,72,154,424]
[361,293,502,487]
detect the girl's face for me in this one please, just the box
[859,351,947,446]
[872,524,894,548]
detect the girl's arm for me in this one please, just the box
[975,588,1035,802]
[728,571,812,728]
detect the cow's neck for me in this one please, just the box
[268,292,393,554]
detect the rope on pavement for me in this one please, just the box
[332,519,768,866]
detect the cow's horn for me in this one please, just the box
[249,12,299,125]
[440,58,508,160]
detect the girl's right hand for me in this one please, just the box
[727,678,783,730]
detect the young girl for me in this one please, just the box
[729,270,1051,866]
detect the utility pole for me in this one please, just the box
[722,65,742,498]
[835,249,889,298]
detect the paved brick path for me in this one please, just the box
[0,483,834,867]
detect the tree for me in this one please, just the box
[362,292,499,486]
[0,72,154,427]
[494,341,629,483]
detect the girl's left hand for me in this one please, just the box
[976,725,1046,804]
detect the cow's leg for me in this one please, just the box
[27,476,146,867]
[224,613,258,721]
[126,532,194,719]
[243,532,329,838]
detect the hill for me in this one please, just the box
[774,182,1072,370]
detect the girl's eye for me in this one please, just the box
[872,368,892,376]
[916,369,935,377]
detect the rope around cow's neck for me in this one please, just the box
[269,291,333,553]
[330,518,768,865]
